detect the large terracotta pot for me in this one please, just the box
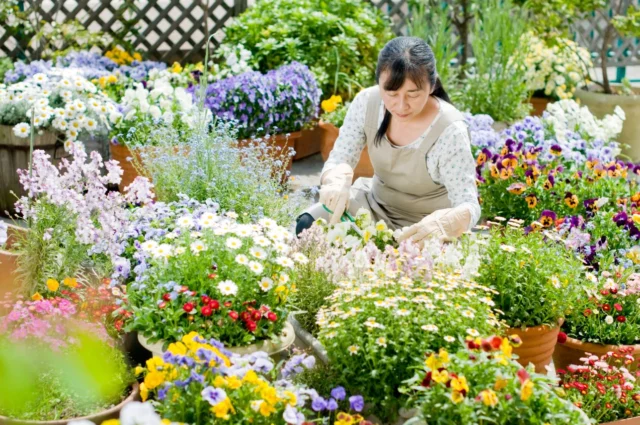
[575,86,640,161]
[529,96,553,116]
[138,321,296,362]
[602,417,640,425]
[0,126,66,217]
[553,336,640,373]
[507,325,559,373]
[318,121,373,181]
[239,132,302,173]
[293,123,322,160]
[109,143,143,193]
[0,224,28,298]
[0,383,139,425]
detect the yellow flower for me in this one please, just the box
[107,75,118,84]
[63,277,78,288]
[226,375,242,390]
[133,52,142,61]
[432,369,449,384]
[438,349,450,365]
[480,389,499,407]
[243,370,260,385]
[214,376,226,388]
[451,376,469,393]
[451,390,464,403]
[102,420,120,425]
[500,338,513,358]
[46,279,59,292]
[284,390,297,406]
[521,379,534,401]
[260,386,279,405]
[146,357,165,372]
[321,95,342,113]
[259,400,276,417]
[144,371,165,390]
[134,366,145,376]
[494,378,508,391]
[31,292,43,301]
[171,62,183,73]
[167,341,187,355]
[140,383,149,401]
[425,353,442,371]
[212,397,234,419]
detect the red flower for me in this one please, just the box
[614,303,623,312]
[421,371,433,387]
[183,302,195,313]
[517,368,530,384]
[240,311,251,322]
[583,309,592,317]
[267,311,277,322]
[251,310,262,321]
[481,340,493,352]
[489,336,503,350]
[557,332,568,344]
[179,286,189,293]
[603,304,611,312]
[209,299,220,310]
[224,301,232,308]
[201,306,213,317]
[611,287,619,294]
[617,315,627,323]
[228,311,239,320]
[159,301,167,309]
[208,273,217,279]
[601,289,610,296]
[201,295,211,304]
[162,293,171,302]
[246,320,257,332]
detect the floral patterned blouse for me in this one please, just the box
[322,88,481,228]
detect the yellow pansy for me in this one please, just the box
[212,397,234,419]
[260,386,279,405]
[63,277,78,288]
[425,353,442,371]
[494,378,508,391]
[140,383,149,401]
[46,279,59,292]
[214,376,226,388]
[134,366,145,376]
[500,338,513,358]
[432,369,449,384]
[243,370,260,385]
[521,379,534,401]
[31,292,43,301]
[171,62,183,73]
[321,95,342,113]
[480,389,499,407]
[102,420,120,425]
[451,390,464,404]
[451,376,469,393]
[107,75,118,84]
[146,357,165,372]
[226,375,242,390]
[284,390,297,406]
[168,341,187,355]
[144,371,165,390]
[259,400,276,417]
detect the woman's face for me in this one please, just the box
[379,71,431,122]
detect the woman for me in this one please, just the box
[296,37,480,246]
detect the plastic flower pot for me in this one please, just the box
[601,417,640,425]
[318,121,373,182]
[507,324,560,373]
[138,321,296,362]
[0,224,28,298]
[0,126,66,217]
[575,86,640,161]
[0,383,139,425]
[553,336,640,373]
[529,96,553,116]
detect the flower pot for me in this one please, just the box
[0,224,28,298]
[601,417,640,425]
[238,132,302,174]
[293,123,322,160]
[529,96,553,116]
[0,126,67,217]
[575,86,640,161]
[0,383,139,425]
[109,142,142,193]
[138,321,296,361]
[318,121,373,182]
[507,325,559,373]
[288,312,328,365]
[552,336,640,373]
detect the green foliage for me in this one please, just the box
[321,102,349,128]
[457,0,531,122]
[515,0,587,38]
[613,6,640,38]
[221,0,393,99]
[0,58,13,82]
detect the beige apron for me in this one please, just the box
[307,86,467,230]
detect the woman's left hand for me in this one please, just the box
[397,206,471,247]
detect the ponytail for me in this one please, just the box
[432,77,452,104]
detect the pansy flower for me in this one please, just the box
[542,174,555,190]
[507,183,526,195]
[525,194,538,209]
[550,144,562,156]
[564,192,579,209]
[540,210,557,228]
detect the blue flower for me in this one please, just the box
[330,386,346,401]
[311,397,327,412]
[201,386,227,405]
[349,395,364,412]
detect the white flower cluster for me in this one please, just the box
[523,33,592,100]
[212,44,254,80]
[2,71,120,150]
[543,99,625,144]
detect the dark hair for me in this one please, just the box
[374,37,450,146]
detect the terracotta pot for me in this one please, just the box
[138,321,296,362]
[109,143,143,193]
[506,325,559,373]
[293,123,322,160]
[553,336,640,373]
[601,417,640,425]
[575,86,640,161]
[0,126,67,217]
[0,383,139,425]
[318,121,373,181]
[0,224,28,298]
[529,96,553,116]
[238,132,302,173]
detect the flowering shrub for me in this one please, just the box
[125,210,306,347]
[198,61,321,139]
[0,72,121,147]
[403,336,589,424]
[523,33,592,100]
[316,242,501,421]
[560,349,640,423]
[475,221,583,328]
[562,272,640,345]
[137,332,367,424]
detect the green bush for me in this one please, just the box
[221,0,394,99]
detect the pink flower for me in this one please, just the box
[56,299,76,316]
[33,299,54,315]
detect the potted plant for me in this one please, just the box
[560,349,640,424]
[315,238,502,423]
[475,221,583,373]
[196,62,321,172]
[554,271,640,373]
[402,335,591,424]
[571,1,640,159]
[0,222,27,297]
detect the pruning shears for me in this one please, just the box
[322,204,363,237]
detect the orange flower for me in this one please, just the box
[63,277,78,288]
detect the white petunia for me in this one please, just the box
[218,280,238,296]
[258,277,274,292]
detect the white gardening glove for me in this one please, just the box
[397,205,471,247]
[319,163,354,225]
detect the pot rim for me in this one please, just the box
[559,336,640,352]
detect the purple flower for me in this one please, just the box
[201,386,227,405]
[327,398,338,411]
[312,397,328,412]
[349,395,364,412]
[330,386,346,401]
[283,405,305,424]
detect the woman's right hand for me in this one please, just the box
[319,163,354,225]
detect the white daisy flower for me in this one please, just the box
[276,257,294,268]
[500,244,517,252]
[235,225,253,238]
[152,243,173,259]
[190,241,207,255]
[140,240,159,252]
[462,310,475,319]
[348,345,360,355]
[61,90,72,99]
[444,336,456,343]
[218,280,238,296]
[421,324,439,332]
[258,217,277,228]
[253,236,271,247]
[176,215,194,228]
[293,253,309,264]
[54,119,68,131]
[250,247,267,259]
[328,321,340,328]
[466,328,480,337]
[226,237,242,250]
[74,100,86,112]
[550,276,561,289]
[33,73,47,84]
[63,139,75,152]
[278,274,290,284]
[175,247,186,255]
[226,211,239,219]
[69,120,82,131]
[273,242,290,254]
[258,277,273,292]
[395,308,411,316]
[13,123,30,138]
[84,118,97,131]
[325,331,337,339]
[248,261,264,274]
[375,337,387,347]
[235,254,249,265]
